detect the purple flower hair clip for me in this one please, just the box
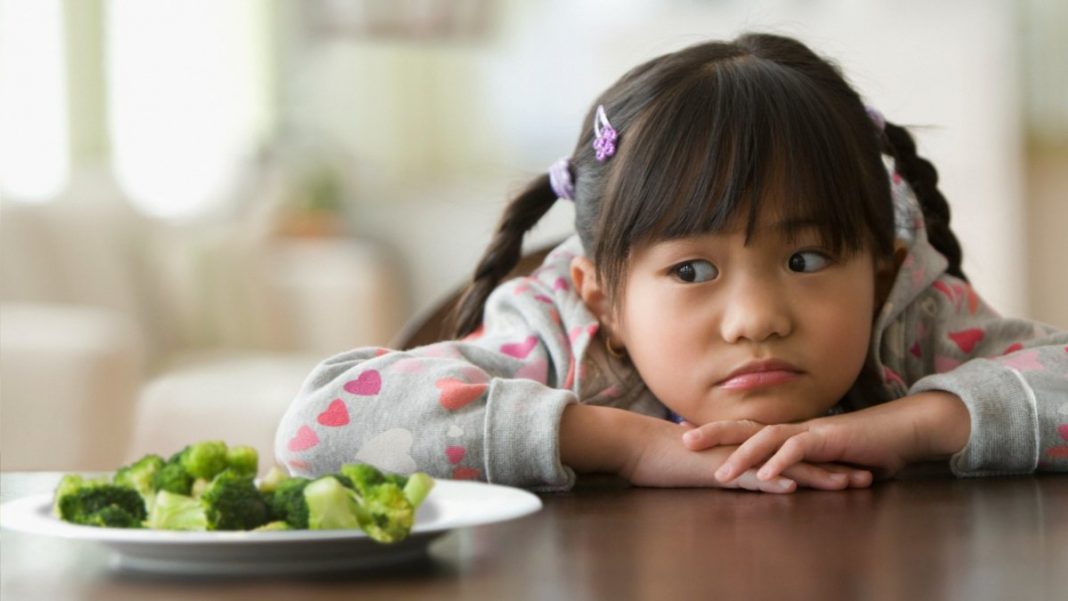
[592,105,617,161]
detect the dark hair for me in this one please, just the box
[881,122,966,281]
[452,33,965,337]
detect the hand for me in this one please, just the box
[625,416,872,493]
[682,391,969,484]
[560,404,871,493]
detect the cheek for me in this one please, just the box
[808,280,876,379]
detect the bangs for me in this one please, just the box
[594,55,891,297]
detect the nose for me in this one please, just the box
[718,274,793,343]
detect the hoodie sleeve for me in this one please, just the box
[274,239,599,491]
[870,156,1068,476]
[883,273,1068,476]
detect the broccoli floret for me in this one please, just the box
[403,472,435,508]
[226,445,258,477]
[53,474,101,514]
[86,505,145,528]
[200,469,270,531]
[176,440,229,481]
[154,460,194,495]
[339,463,387,493]
[146,490,208,531]
[53,475,146,528]
[257,466,289,494]
[336,463,429,543]
[304,476,361,530]
[114,454,165,509]
[351,481,414,544]
[267,476,311,529]
[338,462,433,507]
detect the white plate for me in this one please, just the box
[0,480,542,575]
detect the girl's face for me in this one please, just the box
[606,212,881,425]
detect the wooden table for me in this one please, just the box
[2,471,1065,600]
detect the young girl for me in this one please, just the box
[275,33,1068,493]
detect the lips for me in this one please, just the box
[716,359,803,391]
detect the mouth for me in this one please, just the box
[716,359,804,391]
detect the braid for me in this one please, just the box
[450,174,559,338]
[882,121,967,281]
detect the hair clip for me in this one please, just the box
[549,157,575,201]
[592,105,617,161]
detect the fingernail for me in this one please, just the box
[683,430,700,444]
[830,472,847,481]
[757,467,772,480]
[775,478,793,491]
[716,465,731,481]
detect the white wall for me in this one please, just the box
[284,0,1026,318]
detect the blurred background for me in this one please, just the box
[2,0,1065,471]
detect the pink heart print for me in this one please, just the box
[317,399,350,427]
[344,370,382,396]
[436,379,488,411]
[501,336,538,360]
[948,328,984,354]
[445,445,466,464]
[288,425,319,452]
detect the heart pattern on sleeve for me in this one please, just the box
[344,370,382,396]
[317,399,350,427]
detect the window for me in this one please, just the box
[0,0,70,203]
[106,0,270,219]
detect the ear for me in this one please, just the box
[570,256,620,335]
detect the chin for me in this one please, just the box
[708,397,831,425]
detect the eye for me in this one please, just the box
[788,251,831,273]
[671,260,719,283]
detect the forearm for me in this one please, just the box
[813,390,970,464]
[909,390,971,461]
[559,404,644,476]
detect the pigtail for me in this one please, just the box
[882,121,968,281]
[450,174,560,338]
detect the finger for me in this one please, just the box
[731,470,797,494]
[714,425,801,482]
[780,463,850,491]
[812,464,874,488]
[682,420,764,451]
[756,432,821,481]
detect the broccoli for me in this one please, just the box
[199,469,271,531]
[336,463,434,543]
[51,445,434,543]
[154,459,194,495]
[402,473,435,507]
[175,440,229,481]
[114,454,164,509]
[257,465,289,494]
[52,474,146,528]
[146,490,208,531]
[267,476,311,528]
[293,467,428,542]
[305,476,361,530]
[226,445,259,477]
